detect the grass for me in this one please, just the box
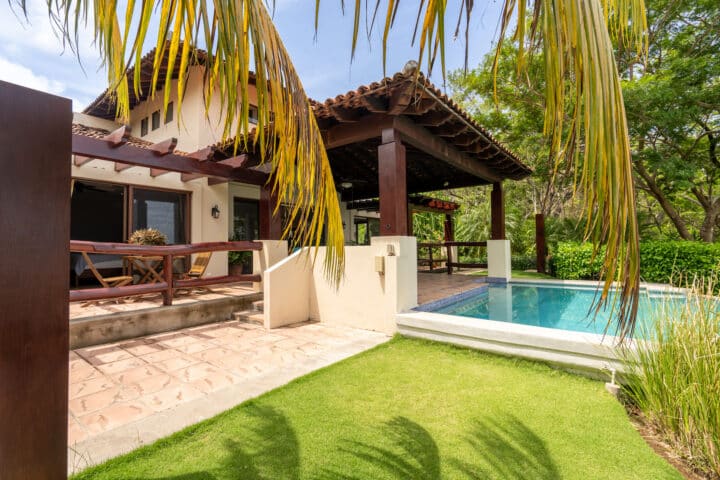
[622,282,720,477]
[471,269,555,280]
[73,337,681,480]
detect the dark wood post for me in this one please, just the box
[491,182,506,240]
[535,213,547,274]
[0,81,71,478]
[444,213,455,275]
[259,183,283,239]
[378,128,409,236]
[162,254,174,306]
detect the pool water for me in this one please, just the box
[428,283,683,337]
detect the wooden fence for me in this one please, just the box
[70,240,263,305]
[417,241,488,274]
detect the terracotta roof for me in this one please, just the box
[71,123,191,157]
[311,70,531,180]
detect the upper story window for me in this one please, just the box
[165,102,174,124]
[140,117,149,137]
[248,107,258,124]
[151,110,161,130]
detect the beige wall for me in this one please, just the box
[262,237,417,334]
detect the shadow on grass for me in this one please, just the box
[319,416,440,480]
[451,414,560,479]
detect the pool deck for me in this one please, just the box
[417,271,487,305]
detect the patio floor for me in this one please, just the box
[70,282,257,320]
[67,319,388,474]
[417,271,486,305]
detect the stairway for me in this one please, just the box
[233,300,265,325]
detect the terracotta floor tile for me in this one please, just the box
[111,364,164,385]
[157,335,205,349]
[140,348,182,363]
[69,376,116,400]
[68,417,89,445]
[122,342,164,357]
[175,341,216,354]
[190,371,237,394]
[96,357,147,375]
[78,402,153,434]
[206,352,250,371]
[192,347,237,363]
[133,373,180,395]
[154,354,200,372]
[140,384,204,412]
[171,362,223,383]
[69,364,102,384]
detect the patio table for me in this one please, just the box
[123,255,184,284]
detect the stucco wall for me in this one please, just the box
[262,237,417,334]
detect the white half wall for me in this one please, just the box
[262,237,417,334]
[487,239,512,281]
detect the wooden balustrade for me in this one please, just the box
[417,241,488,274]
[70,240,263,305]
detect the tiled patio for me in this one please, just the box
[70,282,256,320]
[67,319,388,473]
[417,271,486,305]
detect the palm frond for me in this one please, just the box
[40,0,345,282]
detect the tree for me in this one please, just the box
[621,0,720,242]
[12,0,647,336]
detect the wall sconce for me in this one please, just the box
[211,205,221,219]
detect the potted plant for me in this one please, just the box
[228,236,253,275]
[128,228,167,245]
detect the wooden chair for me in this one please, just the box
[176,252,213,295]
[80,252,133,306]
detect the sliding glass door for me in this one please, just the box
[132,188,188,244]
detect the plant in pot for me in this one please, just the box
[228,237,253,276]
[128,228,167,245]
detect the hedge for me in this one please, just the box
[549,241,720,284]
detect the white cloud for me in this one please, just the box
[0,56,65,94]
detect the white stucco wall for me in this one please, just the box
[262,237,417,334]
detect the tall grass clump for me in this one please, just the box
[622,280,720,477]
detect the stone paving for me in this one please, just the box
[68,320,388,473]
[417,271,486,305]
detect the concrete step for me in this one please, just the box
[233,310,264,325]
[252,300,264,312]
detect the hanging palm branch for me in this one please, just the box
[333,0,646,339]
[31,0,345,282]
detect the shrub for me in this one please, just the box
[128,228,167,245]
[621,282,720,477]
[511,254,536,271]
[550,241,720,284]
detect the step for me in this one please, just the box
[233,310,265,325]
[252,300,264,312]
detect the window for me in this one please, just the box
[151,110,161,130]
[354,217,380,245]
[233,198,259,240]
[165,102,173,124]
[71,180,126,242]
[248,107,258,124]
[140,117,149,136]
[133,188,188,244]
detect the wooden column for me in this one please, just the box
[491,182,506,240]
[259,184,282,239]
[378,129,408,236]
[0,81,71,478]
[444,213,455,242]
[535,213,547,274]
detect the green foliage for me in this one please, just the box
[551,241,720,283]
[622,283,720,477]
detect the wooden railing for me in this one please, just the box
[417,241,488,274]
[70,240,263,305]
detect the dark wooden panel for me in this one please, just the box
[536,213,547,273]
[259,185,283,239]
[0,81,71,478]
[491,182,506,240]
[378,130,408,236]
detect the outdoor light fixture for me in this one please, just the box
[211,205,221,219]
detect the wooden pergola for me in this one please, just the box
[311,70,531,238]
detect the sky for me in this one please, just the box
[0,1,506,111]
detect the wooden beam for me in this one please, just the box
[217,154,251,168]
[433,122,469,137]
[391,116,501,183]
[491,182,506,240]
[360,94,388,113]
[188,146,215,161]
[150,137,177,155]
[324,114,393,149]
[330,105,365,123]
[150,168,172,178]
[115,162,134,172]
[72,135,267,185]
[105,124,131,146]
[404,98,436,115]
[73,155,94,167]
[181,173,205,182]
[415,109,453,127]
[378,128,408,236]
[208,178,229,186]
[387,82,416,115]
[1,80,70,478]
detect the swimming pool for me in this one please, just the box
[420,281,684,337]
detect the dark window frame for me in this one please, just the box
[140,117,149,136]
[165,102,174,124]
[151,110,161,130]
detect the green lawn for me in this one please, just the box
[73,338,681,480]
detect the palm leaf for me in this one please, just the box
[37,0,345,282]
